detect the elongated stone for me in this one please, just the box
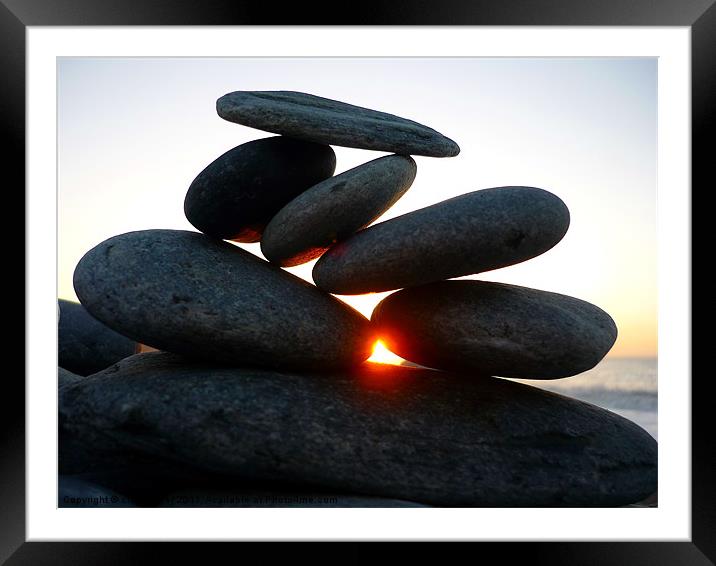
[73,230,373,370]
[313,186,570,294]
[184,136,336,242]
[261,155,417,267]
[59,352,657,507]
[372,280,617,379]
[217,91,460,157]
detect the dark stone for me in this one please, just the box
[184,136,336,242]
[313,186,570,294]
[58,367,84,389]
[58,299,136,375]
[261,155,417,267]
[58,476,136,507]
[73,230,373,370]
[59,352,657,507]
[372,280,617,379]
[216,91,460,158]
[160,489,428,508]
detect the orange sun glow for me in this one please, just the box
[367,340,405,365]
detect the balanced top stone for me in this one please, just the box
[216,91,460,158]
[372,280,618,379]
[73,229,374,370]
[261,155,417,267]
[184,136,336,242]
[59,352,657,507]
[313,186,570,294]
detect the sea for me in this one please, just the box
[519,357,658,440]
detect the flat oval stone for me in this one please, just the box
[217,91,460,158]
[184,136,336,242]
[313,186,570,294]
[73,230,373,370]
[261,155,417,267]
[371,280,618,379]
[59,352,657,507]
[59,299,137,375]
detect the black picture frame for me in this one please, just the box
[5,1,705,563]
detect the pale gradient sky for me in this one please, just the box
[58,57,657,358]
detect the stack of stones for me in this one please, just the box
[59,91,656,508]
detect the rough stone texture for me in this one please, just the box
[58,299,136,376]
[261,155,417,267]
[59,352,657,507]
[371,280,618,379]
[58,476,136,507]
[160,489,428,508]
[73,230,373,370]
[184,136,336,242]
[216,91,460,158]
[313,186,570,294]
[58,367,84,389]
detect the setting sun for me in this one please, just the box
[368,340,405,365]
